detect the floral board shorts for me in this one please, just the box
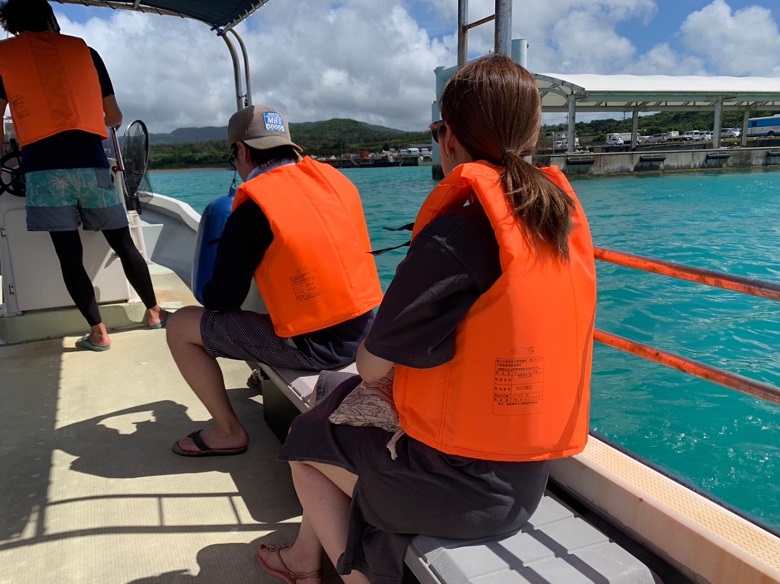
[24,167,128,232]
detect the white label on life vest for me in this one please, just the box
[493,356,544,414]
[290,267,323,304]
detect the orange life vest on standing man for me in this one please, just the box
[393,162,597,462]
[0,31,108,146]
[232,157,383,337]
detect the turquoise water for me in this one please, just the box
[150,166,780,531]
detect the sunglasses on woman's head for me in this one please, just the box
[429,120,445,142]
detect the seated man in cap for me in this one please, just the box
[167,105,382,456]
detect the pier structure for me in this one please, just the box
[430,0,780,179]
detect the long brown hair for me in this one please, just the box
[439,54,574,259]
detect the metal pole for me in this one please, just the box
[594,246,780,301]
[595,329,780,406]
[713,96,723,148]
[567,95,576,153]
[631,109,639,149]
[221,34,244,111]
[458,0,468,67]
[228,29,252,107]
[494,0,512,57]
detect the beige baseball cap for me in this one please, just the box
[227,105,302,153]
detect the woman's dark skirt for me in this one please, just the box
[278,371,550,584]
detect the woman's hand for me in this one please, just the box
[356,341,393,382]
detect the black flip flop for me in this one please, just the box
[172,429,248,457]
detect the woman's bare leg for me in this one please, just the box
[258,461,369,584]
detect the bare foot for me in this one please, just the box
[256,544,322,584]
[174,425,248,454]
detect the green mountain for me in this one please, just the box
[149,126,226,144]
[148,119,414,146]
[147,118,429,169]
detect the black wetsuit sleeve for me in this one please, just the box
[364,205,501,368]
[201,199,273,311]
[89,47,115,98]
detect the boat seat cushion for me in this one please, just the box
[406,493,655,584]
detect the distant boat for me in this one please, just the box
[318,153,420,168]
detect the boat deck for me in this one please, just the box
[3,264,780,584]
[0,266,306,584]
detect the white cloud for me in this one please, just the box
[240,2,450,131]
[57,1,452,134]
[48,0,780,135]
[678,0,780,76]
[632,43,707,75]
[60,12,237,133]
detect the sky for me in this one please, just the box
[32,0,780,134]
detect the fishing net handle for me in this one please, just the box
[0,149,25,197]
[110,126,125,173]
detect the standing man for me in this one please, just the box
[0,0,168,350]
[167,104,382,456]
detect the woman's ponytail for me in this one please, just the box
[500,154,573,260]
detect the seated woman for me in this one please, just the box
[256,54,597,584]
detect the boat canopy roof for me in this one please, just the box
[54,0,271,33]
[536,73,780,112]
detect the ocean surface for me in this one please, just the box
[150,165,780,531]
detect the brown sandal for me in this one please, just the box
[256,544,321,584]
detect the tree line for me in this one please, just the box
[148,111,777,170]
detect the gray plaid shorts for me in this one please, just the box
[200,309,328,370]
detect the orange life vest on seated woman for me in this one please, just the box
[232,156,383,337]
[0,32,108,147]
[392,162,597,462]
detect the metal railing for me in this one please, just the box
[593,246,780,406]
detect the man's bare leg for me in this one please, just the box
[166,305,248,452]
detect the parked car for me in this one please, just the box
[720,128,741,138]
[683,130,706,141]
[645,134,666,144]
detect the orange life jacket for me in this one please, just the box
[393,162,597,462]
[0,32,107,146]
[232,157,383,337]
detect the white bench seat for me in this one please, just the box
[254,364,656,584]
[407,494,654,584]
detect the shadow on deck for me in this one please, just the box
[0,267,307,584]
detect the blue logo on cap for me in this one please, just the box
[264,112,285,133]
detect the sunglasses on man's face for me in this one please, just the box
[228,144,239,169]
[429,120,445,142]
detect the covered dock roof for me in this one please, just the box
[534,73,780,150]
[535,74,780,113]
